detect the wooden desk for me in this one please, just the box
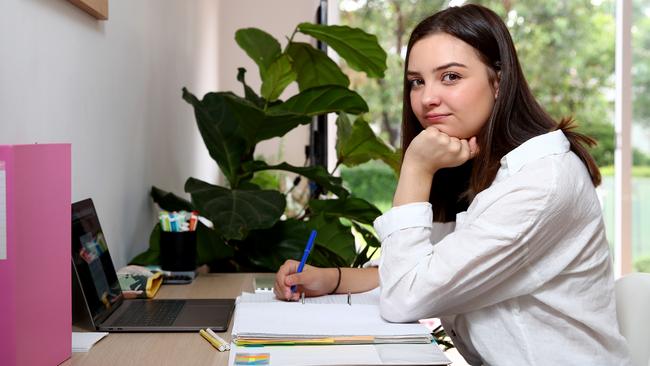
[65,273,272,366]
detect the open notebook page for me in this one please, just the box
[232,302,430,338]
[239,287,380,305]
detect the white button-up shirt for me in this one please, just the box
[374,130,631,365]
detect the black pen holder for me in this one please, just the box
[159,230,197,271]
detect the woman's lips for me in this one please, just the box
[425,113,451,122]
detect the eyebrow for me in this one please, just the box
[407,62,468,76]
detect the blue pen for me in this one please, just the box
[291,229,317,293]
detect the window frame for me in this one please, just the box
[615,0,633,277]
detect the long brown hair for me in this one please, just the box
[401,4,601,222]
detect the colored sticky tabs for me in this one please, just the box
[234,352,270,365]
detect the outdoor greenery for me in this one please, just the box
[131,22,401,272]
[340,162,396,213]
[634,255,650,273]
[600,165,650,177]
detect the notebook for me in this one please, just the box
[229,290,450,365]
[71,198,235,332]
[231,289,433,345]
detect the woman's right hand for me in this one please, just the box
[404,127,479,176]
[274,260,338,301]
[393,127,479,206]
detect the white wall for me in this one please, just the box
[0,0,322,268]
[217,0,321,167]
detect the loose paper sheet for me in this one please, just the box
[72,332,109,352]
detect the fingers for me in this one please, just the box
[284,273,304,301]
[426,128,479,159]
[449,137,462,154]
[274,259,300,301]
[459,139,471,160]
[468,136,480,158]
[423,126,447,144]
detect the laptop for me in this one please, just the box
[71,198,235,332]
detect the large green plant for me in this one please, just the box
[131,23,399,272]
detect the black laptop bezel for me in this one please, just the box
[71,198,126,327]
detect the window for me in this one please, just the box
[338,0,644,275]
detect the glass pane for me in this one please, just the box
[632,0,650,273]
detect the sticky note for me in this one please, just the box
[234,352,270,365]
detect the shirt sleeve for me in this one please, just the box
[363,203,455,268]
[376,172,558,322]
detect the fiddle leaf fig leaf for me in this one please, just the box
[239,219,310,271]
[255,111,312,144]
[350,222,381,268]
[261,54,297,101]
[308,197,382,225]
[306,214,356,265]
[195,222,234,263]
[235,28,281,75]
[236,67,265,108]
[336,114,401,174]
[297,23,387,78]
[380,149,402,174]
[286,42,350,91]
[150,186,195,212]
[182,88,265,186]
[185,177,285,241]
[268,85,368,116]
[351,222,381,248]
[243,161,349,198]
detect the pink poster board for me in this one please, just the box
[0,144,71,366]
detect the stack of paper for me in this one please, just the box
[228,343,451,366]
[231,289,432,346]
[228,289,451,365]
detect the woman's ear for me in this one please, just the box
[493,71,501,99]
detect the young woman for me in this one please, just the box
[274,4,631,365]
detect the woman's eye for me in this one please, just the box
[442,73,461,83]
[408,79,424,88]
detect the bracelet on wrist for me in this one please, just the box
[330,267,342,294]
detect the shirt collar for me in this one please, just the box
[495,130,570,183]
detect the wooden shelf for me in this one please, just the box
[68,0,108,20]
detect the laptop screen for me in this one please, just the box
[71,199,123,323]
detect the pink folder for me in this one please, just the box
[0,144,71,366]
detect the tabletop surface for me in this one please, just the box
[63,272,469,366]
[65,272,273,366]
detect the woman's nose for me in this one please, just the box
[421,85,441,107]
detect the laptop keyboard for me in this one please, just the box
[113,300,184,326]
